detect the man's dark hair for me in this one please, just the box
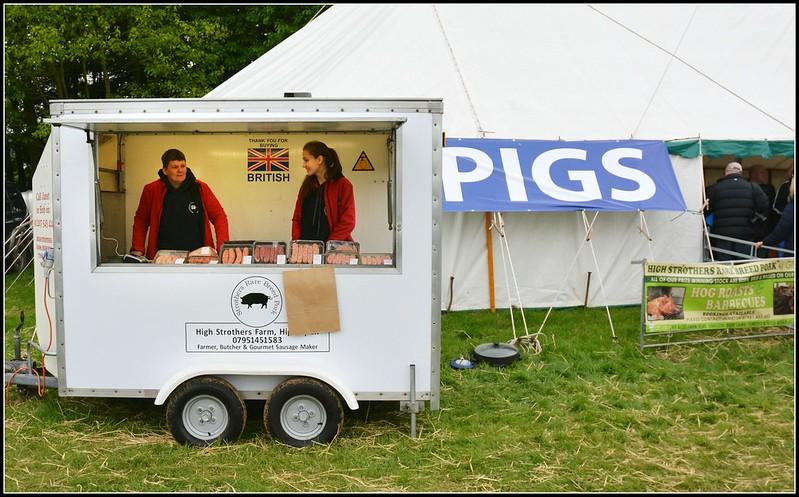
[161,149,186,168]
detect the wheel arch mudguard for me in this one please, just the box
[154,366,359,410]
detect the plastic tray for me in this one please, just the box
[153,250,189,264]
[253,241,287,264]
[325,252,359,265]
[359,253,394,266]
[219,241,255,264]
[325,240,360,254]
[288,240,324,264]
[185,255,217,264]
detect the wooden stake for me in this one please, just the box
[485,212,496,313]
[584,271,592,307]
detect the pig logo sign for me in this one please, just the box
[231,277,283,328]
[442,138,686,212]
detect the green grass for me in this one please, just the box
[4,265,795,491]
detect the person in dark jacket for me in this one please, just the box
[130,149,229,260]
[755,176,794,257]
[749,164,776,255]
[772,169,793,217]
[707,162,769,261]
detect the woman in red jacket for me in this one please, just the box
[291,141,356,242]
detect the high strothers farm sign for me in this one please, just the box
[643,258,795,333]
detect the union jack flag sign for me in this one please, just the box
[247,148,290,172]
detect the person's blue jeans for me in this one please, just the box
[712,239,751,261]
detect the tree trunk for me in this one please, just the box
[59,61,69,99]
[82,59,90,98]
[101,56,112,98]
[51,62,65,99]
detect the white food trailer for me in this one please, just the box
[16,97,443,446]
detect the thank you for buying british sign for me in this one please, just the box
[443,139,686,212]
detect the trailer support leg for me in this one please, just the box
[400,363,424,438]
[410,364,417,438]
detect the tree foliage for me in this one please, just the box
[4,5,324,189]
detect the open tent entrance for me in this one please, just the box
[667,139,795,261]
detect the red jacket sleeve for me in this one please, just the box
[201,184,230,251]
[291,196,302,240]
[130,185,152,253]
[329,179,356,241]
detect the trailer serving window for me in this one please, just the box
[91,120,401,270]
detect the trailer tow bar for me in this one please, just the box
[4,311,59,393]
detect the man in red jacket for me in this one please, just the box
[130,149,229,260]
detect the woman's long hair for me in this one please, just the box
[298,141,344,201]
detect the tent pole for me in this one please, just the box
[582,211,618,341]
[485,212,496,313]
[697,136,716,262]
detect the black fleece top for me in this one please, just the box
[157,168,204,251]
[300,183,330,242]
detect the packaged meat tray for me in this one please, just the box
[219,241,255,264]
[325,252,359,265]
[359,253,394,266]
[288,240,324,264]
[184,246,218,264]
[325,240,360,254]
[153,250,189,264]
[186,255,217,264]
[253,241,287,264]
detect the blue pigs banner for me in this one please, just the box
[442,138,686,212]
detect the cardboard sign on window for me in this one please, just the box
[283,266,341,336]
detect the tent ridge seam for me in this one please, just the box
[432,4,485,137]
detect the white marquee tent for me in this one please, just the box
[206,4,795,311]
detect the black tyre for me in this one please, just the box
[264,377,344,447]
[16,385,39,399]
[166,376,246,446]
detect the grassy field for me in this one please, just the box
[4,265,795,492]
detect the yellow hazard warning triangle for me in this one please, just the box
[352,151,375,171]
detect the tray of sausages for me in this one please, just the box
[186,246,219,264]
[359,253,394,266]
[288,240,324,264]
[153,250,189,264]
[219,242,255,264]
[324,240,360,265]
[253,241,287,264]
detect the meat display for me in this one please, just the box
[253,242,287,264]
[153,250,189,264]
[219,243,254,264]
[288,240,323,264]
[359,253,393,266]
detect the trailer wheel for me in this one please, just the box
[264,377,344,447]
[165,376,246,446]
